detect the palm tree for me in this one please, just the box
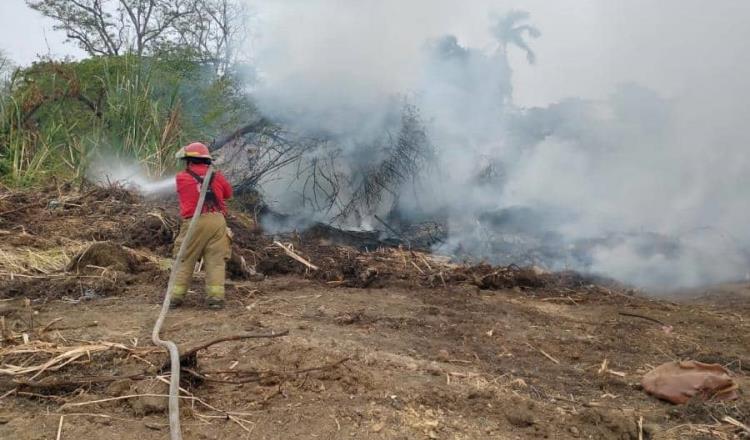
[490,10,541,64]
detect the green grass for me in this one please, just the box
[0,92,59,184]
[0,55,254,186]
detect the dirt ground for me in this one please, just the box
[0,184,748,439]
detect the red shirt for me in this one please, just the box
[176,163,233,219]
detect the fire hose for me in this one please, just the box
[152,166,214,440]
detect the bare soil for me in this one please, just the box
[0,184,748,439]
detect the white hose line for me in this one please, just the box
[152,166,215,440]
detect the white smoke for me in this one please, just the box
[245,0,750,289]
[86,158,175,195]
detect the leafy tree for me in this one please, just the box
[26,0,249,71]
[173,0,251,74]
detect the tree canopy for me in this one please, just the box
[26,0,249,73]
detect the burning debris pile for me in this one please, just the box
[0,183,623,300]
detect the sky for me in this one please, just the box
[4,0,747,107]
[247,0,750,107]
[0,0,86,64]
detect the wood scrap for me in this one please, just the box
[526,343,560,365]
[55,415,64,440]
[723,416,750,434]
[595,358,626,377]
[273,241,318,270]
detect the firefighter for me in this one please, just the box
[171,142,233,309]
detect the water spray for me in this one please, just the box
[87,158,177,195]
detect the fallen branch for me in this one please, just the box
[619,311,674,334]
[273,242,318,270]
[179,330,289,360]
[526,343,560,365]
[209,118,272,152]
[40,318,64,334]
[618,312,667,327]
[0,387,17,401]
[162,330,289,371]
[45,322,100,332]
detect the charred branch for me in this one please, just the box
[337,103,433,221]
[209,117,272,152]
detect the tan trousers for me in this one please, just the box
[172,212,230,300]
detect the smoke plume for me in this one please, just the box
[245,0,750,289]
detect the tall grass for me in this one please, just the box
[0,92,60,184]
[0,56,196,185]
[96,58,183,177]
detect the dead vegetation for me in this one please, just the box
[1,182,600,296]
